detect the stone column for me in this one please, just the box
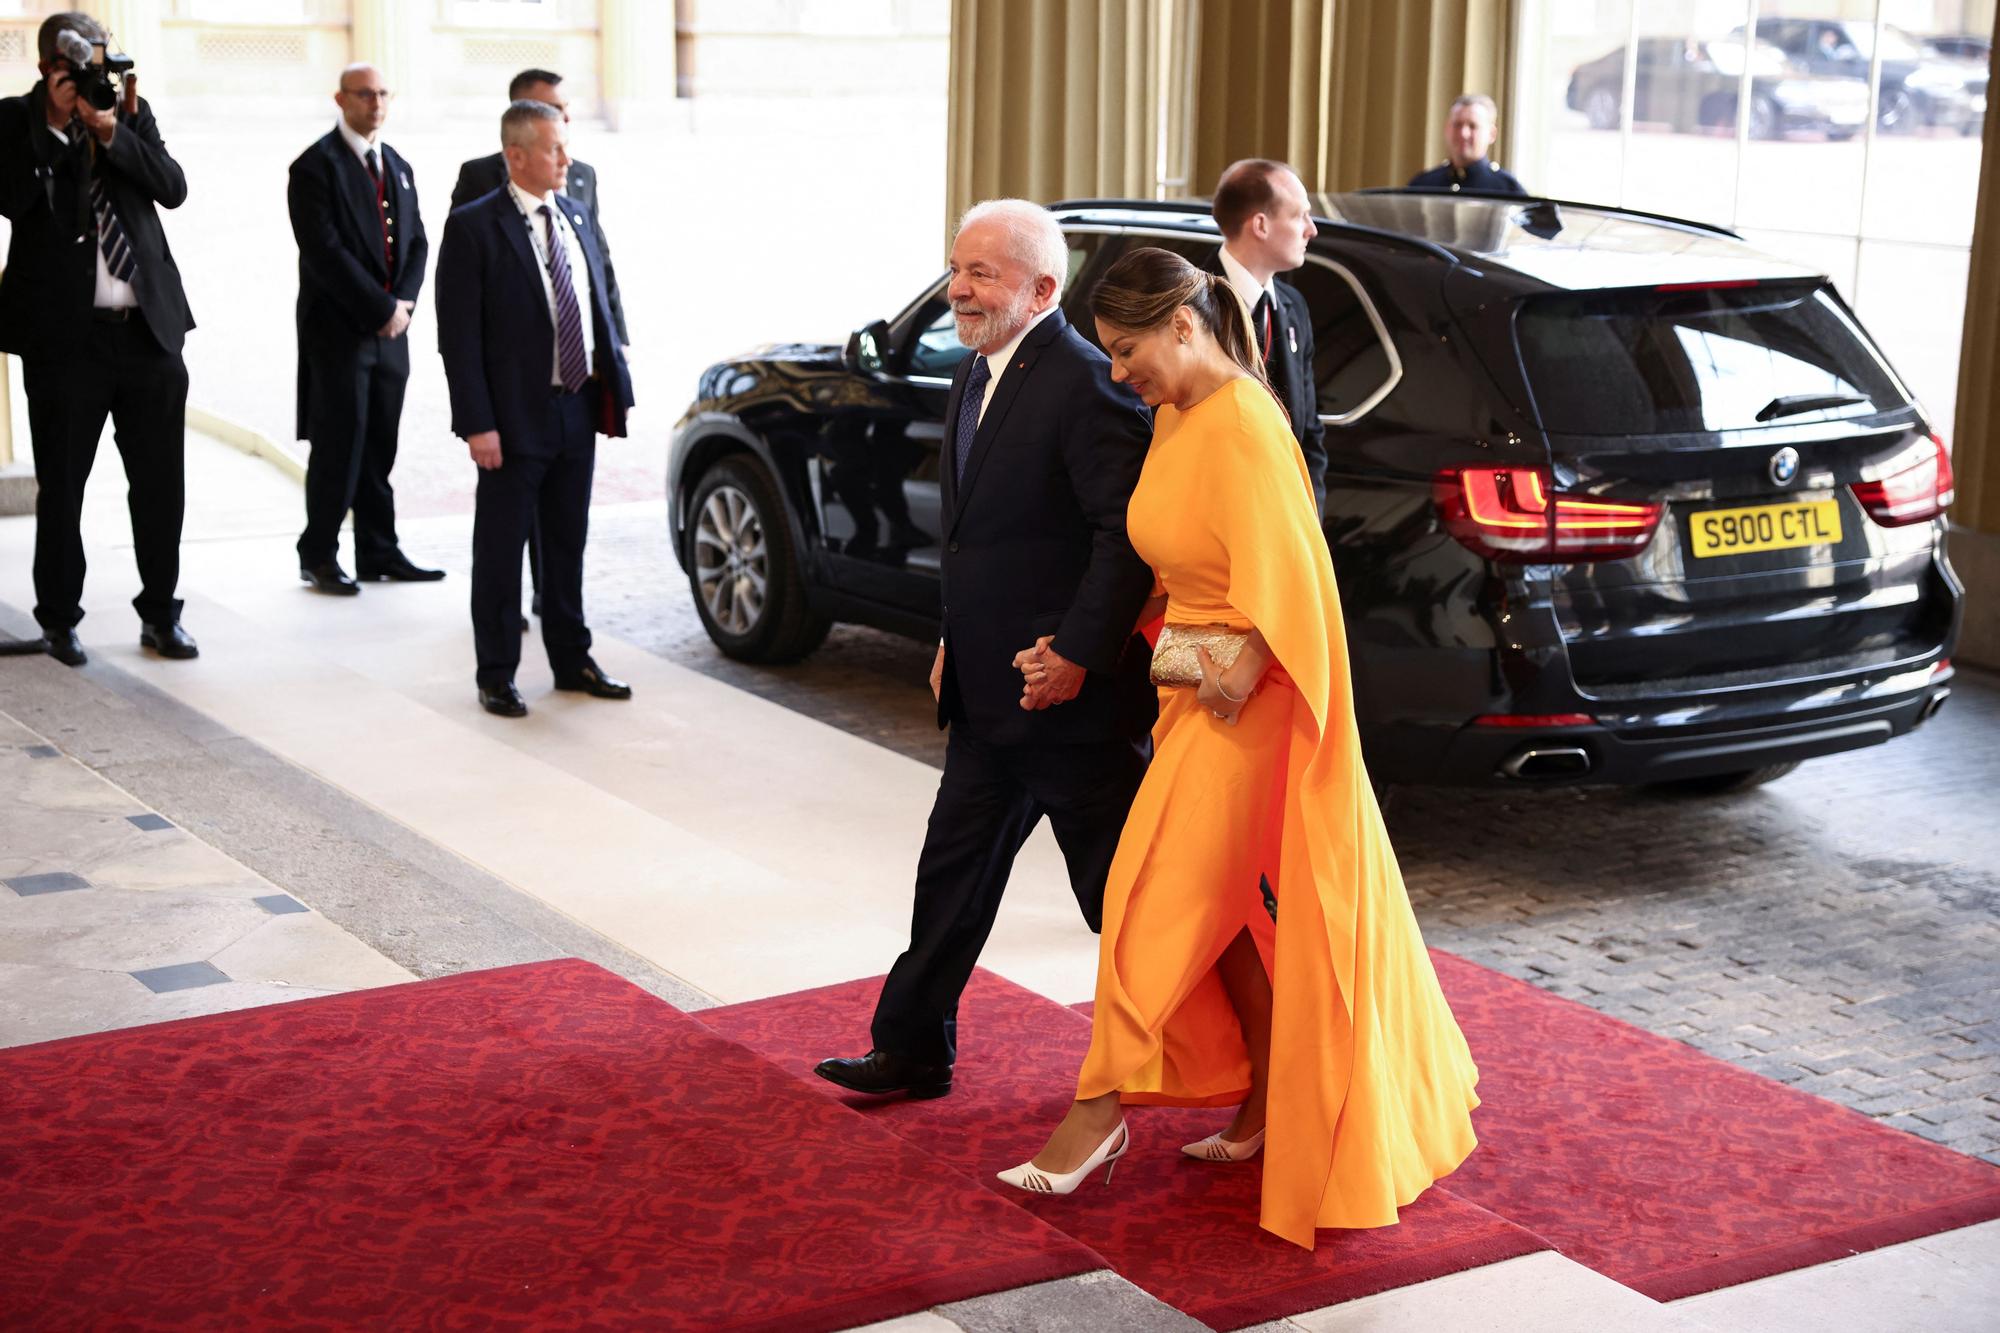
[600,0,678,131]
[349,0,423,109]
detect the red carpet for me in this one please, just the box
[1428,951,2000,1300]
[0,961,1100,1332]
[705,970,1546,1330]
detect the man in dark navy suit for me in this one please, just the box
[0,12,198,667]
[1408,93,1527,195]
[451,67,627,626]
[288,62,436,595]
[1208,158,1328,518]
[814,199,1156,1100]
[436,100,635,718]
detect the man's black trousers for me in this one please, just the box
[870,726,1149,1066]
[297,332,408,568]
[469,386,595,688]
[24,317,189,633]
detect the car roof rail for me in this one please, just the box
[1349,186,1745,240]
[1047,196,1463,266]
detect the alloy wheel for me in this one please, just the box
[693,484,769,636]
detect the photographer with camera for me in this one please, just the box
[0,12,196,667]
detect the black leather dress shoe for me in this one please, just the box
[813,1050,953,1099]
[553,660,632,700]
[46,630,87,667]
[140,622,199,660]
[478,683,528,718]
[300,561,360,596]
[357,552,446,582]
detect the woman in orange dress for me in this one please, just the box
[997,247,1480,1248]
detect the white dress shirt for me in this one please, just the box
[507,178,596,388]
[1217,245,1277,335]
[972,304,1058,426]
[336,118,380,172]
[46,120,136,310]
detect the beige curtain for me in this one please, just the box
[1953,58,1999,536]
[1192,0,1514,196]
[947,1,1514,226]
[947,0,1163,233]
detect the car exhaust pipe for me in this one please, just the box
[1919,689,1950,724]
[1499,746,1594,780]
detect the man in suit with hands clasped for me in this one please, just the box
[436,99,634,720]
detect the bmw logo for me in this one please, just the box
[1769,447,1800,487]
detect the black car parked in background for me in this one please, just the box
[1567,35,1869,139]
[669,194,1959,791]
[1748,17,1988,133]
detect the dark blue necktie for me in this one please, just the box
[68,115,136,284]
[953,356,990,484]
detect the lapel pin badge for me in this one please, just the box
[573,213,584,226]
[1288,326,1298,355]
[400,171,410,189]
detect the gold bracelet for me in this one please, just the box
[1216,675,1249,704]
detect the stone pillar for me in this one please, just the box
[0,353,32,517]
[349,0,423,109]
[600,0,678,131]
[1947,39,2000,665]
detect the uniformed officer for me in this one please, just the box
[1408,93,1527,196]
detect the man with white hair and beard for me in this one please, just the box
[816,200,1156,1100]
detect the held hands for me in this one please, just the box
[76,94,118,146]
[466,430,502,470]
[378,300,414,340]
[1195,646,1251,726]
[1015,635,1085,711]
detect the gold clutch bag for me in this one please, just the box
[1150,624,1249,688]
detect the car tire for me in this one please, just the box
[685,456,832,664]
[1877,87,1912,132]
[1749,95,1781,141]
[1646,762,1800,796]
[1583,86,1621,131]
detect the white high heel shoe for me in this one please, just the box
[1181,1126,1265,1162]
[997,1120,1129,1195]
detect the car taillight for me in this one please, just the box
[1852,432,1954,527]
[1433,466,1663,562]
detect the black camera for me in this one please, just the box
[54,28,135,113]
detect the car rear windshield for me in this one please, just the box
[1514,283,1907,435]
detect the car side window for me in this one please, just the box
[901,230,1108,380]
[1286,261,1397,422]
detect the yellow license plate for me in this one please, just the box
[1689,499,1842,558]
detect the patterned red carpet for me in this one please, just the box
[705,970,1547,1330]
[1427,951,2000,1299]
[0,961,1099,1332]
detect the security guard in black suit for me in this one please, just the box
[436,101,636,719]
[1408,93,1527,196]
[288,62,438,594]
[0,13,196,668]
[451,68,628,624]
[1207,159,1329,518]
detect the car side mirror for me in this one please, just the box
[845,319,892,375]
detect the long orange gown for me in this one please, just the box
[1076,376,1480,1249]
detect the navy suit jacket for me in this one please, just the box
[936,309,1155,747]
[288,129,427,437]
[435,186,635,454]
[451,152,626,344]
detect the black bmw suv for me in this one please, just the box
[668,193,1959,791]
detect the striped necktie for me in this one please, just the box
[537,204,591,393]
[69,116,137,284]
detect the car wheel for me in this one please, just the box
[1749,95,1781,141]
[1645,762,1800,796]
[1583,86,1621,131]
[686,456,832,664]
[1877,87,1912,132]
